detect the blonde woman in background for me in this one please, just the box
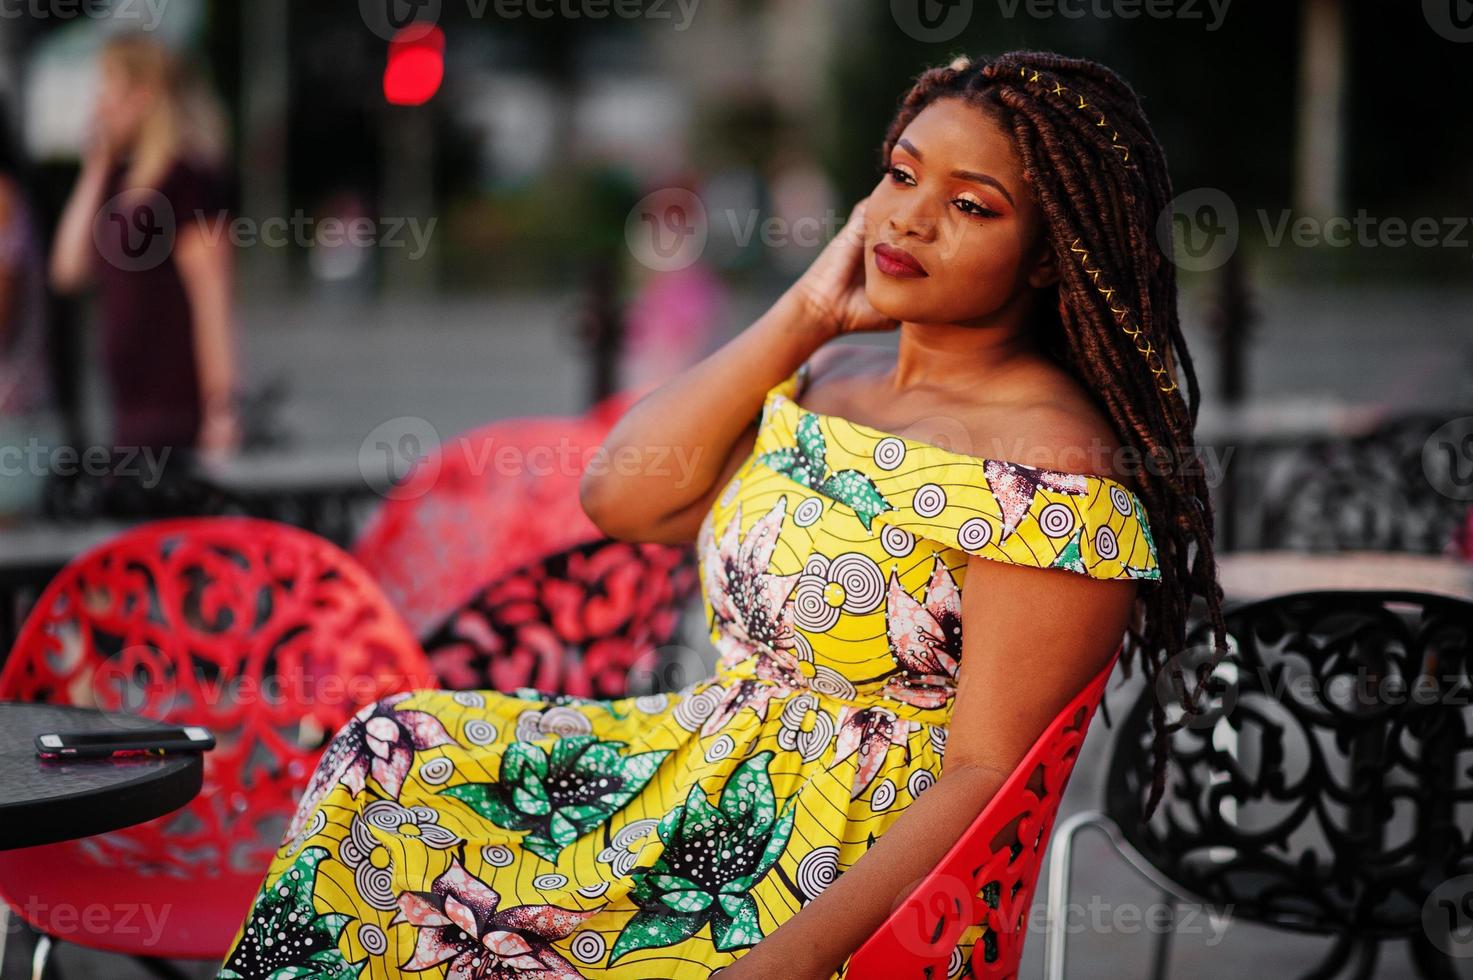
[50,32,240,464]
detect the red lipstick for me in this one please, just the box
[873,242,927,278]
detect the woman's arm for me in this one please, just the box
[50,146,114,294]
[720,543,1139,979]
[580,199,885,543]
[174,220,240,454]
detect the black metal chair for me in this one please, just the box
[1256,413,1472,554]
[1045,589,1473,980]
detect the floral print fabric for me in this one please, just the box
[219,361,1160,979]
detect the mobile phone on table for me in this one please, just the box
[35,725,216,759]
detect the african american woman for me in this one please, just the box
[219,49,1226,980]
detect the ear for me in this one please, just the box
[1026,239,1060,289]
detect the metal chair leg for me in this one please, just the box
[1044,808,1112,980]
[1149,886,1175,980]
[30,935,51,980]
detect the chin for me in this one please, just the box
[864,277,945,324]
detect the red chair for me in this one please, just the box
[421,535,698,697]
[0,517,433,964]
[844,643,1121,978]
[353,390,700,696]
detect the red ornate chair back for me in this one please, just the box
[420,536,698,697]
[843,644,1121,978]
[353,394,701,697]
[0,517,432,957]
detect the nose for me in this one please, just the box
[886,189,939,243]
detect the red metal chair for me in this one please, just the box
[0,517,433,963]
[352,388,700,697]
[844,642,1122,978]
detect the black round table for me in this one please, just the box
[0,701,204,850]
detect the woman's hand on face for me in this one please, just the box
[792,197,898,338]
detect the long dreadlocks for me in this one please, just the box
[878,50,1230,822]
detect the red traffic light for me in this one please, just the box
[384,24,444,106]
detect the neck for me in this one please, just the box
[890,307,1044,394]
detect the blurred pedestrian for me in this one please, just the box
[0,105,57,524]
[49,32,240,482]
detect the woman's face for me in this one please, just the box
[864,96,1056,327]
[95,56,155,151]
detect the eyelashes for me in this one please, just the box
[884,166,1001,219]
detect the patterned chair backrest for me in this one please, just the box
[352,415,608,638]
[0,516,433,876]
[353,396,702,698]
[420,536,698,698]
[1106,590,1473,938]
[844,644,1121,978]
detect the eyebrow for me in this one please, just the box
[895,138,1015,206]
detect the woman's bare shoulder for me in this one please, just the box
[975,363,1138,488]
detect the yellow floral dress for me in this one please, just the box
[218,360,1161,980]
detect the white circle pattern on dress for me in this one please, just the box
[810,666,858,701]
[572,931,607,964]
[913,483,947,518]
[882,524,915,557]
[704,734,736,762]
[533,873,568,890]
[452,691,485,707]
[1095,524,1119,560]
[358,923,388,955]
[957,517,992,551]
[909,769,936,799]
[792,574,842,633]
[1110,484,1132,515]
[794,496,824,526]
[463,719,497,745]
[673,684,724,731]
[874,437,907,471]
[418,756,453,785]
[1038,502,1076,538]
[482,844,514,867]
[795,845,841,900]
[870,779,896,812]
[829,553,884,614]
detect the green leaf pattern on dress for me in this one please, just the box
[439,735,670,864]
[757,411,894,530]
[609,751,795,962]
